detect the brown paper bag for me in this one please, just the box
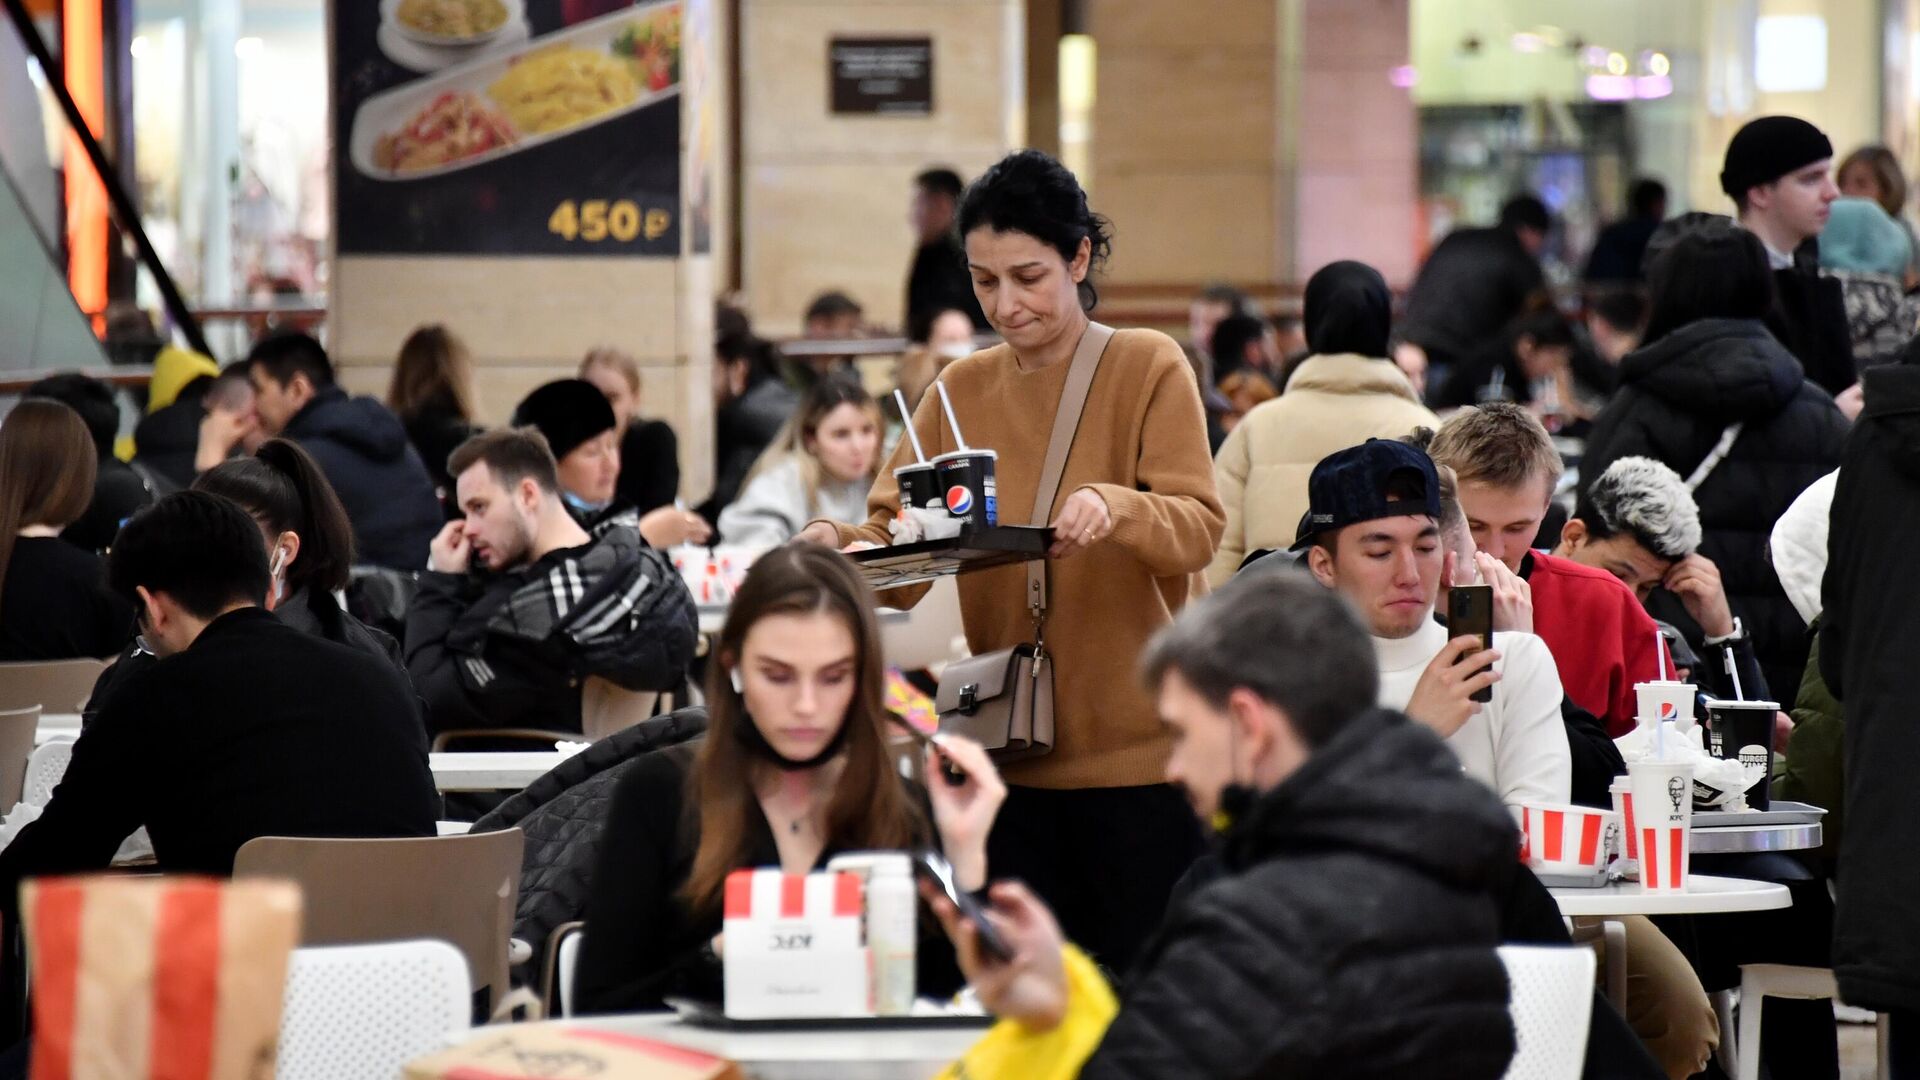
[405,1026,745,1080]
[20,875,302,1080]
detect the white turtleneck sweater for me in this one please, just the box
[1373,617,1572,809]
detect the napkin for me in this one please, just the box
[1613,724,1757,808]
[889,506,964,545]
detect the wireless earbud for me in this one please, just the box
[730,667,744,694]
[268,546,287,580]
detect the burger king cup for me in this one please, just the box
[1609,776,1639,878]
[1635,680,1698,735]
[1627,759,1696,891]
[1517,803,1619,881]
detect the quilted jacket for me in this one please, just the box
[472,708,708,959]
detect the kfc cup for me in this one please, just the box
[1636,680,1698,734]
[1628,759,1695,891]
[1705,699,1780,811]
[1517,803,1619,878]
[1610,776,1638,877]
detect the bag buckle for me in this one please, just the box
[958,683,980,715]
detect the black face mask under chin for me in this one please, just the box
[733,711,851,771]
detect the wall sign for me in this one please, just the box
[829,37,933,115]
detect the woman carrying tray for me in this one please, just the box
[799,149,1224,975]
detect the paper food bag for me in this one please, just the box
[722,869,868,1019]
[21,876,302,1080]
[404,1027,744,1080]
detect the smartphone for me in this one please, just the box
[1447,584,1495,704]
[913,851,1014,962]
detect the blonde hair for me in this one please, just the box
[580,347,643,396]
[1428,403,1561,493]
[742,378,881,512]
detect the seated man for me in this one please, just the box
[930,569,1523,1078]
[0,491,437,916]
[1430,403,1664,737]
[406,428,697,739]
[1299,439,1570,808]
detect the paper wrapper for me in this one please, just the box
[1613,724,1760,808]
[405,1027,745,1080]
[21,876,302,1080]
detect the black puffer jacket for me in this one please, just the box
[1080,709,1517,1080]
[283,386,443,571]
[471,709,708,960]
[1822,364,1920,1014]
[1399,226,1546,367]
[1580,318,1848,701]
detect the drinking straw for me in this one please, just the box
[1723,645,1745,701]
[934,382,971,451]
[893,389,928,463]
[1654,629,1671,680]
[1657,717,1668,760]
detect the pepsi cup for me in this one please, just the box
[933,449,997,532]
[894,464,940,513]
[1635,680,1697,734]
[1705,699,1779,811]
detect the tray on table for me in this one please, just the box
[665,997,994,1031]
[1692,800,1826,828]
[845,526,1052,590]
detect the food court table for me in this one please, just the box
[1690,822,1823,855]
[539,1012,985,1080]
[1549,873,1791,918]
[429,751,568,792]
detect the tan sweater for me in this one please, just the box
[827,327,1224,789]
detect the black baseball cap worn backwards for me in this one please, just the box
[1292,439,1442,550]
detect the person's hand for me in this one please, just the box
[1476,552,1534,633]
[1405,635,1501,738]
[428,521,471,574]
[1048,488,1112,559]
[1775,711,1794,754]
[795,521,842,548]
[1664,554,1735,639]
[639,506,712,548]
[923,880,1068,1033]
[710,932,724,959]
[925,735,1007,892]
[195,405,258,472]
[1836,381,1865,421]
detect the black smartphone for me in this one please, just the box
[913,851,1014,962]
[1447,584,1495,704]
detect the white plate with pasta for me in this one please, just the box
[350,0,682,182]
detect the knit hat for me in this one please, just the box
[1818,197,1913,276]
[510,379,616,461]
[1720,116,1833,199]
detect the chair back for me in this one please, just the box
[880,576,965,669]
[580,676,658,742]
[23,737,73,807]
[234,830,524,1013]
[0,658,106,712]
[1499,944,1596,1080]
[0,706,40,808]
[277,940,469,1080]
[550,923,584,1018]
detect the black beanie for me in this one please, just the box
[1720,116,1833,199]
[511,379,617,461]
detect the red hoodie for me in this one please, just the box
[1522,551,1664,737]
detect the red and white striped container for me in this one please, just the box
[1610,776,1639,877]
[1627,759,1695,892]
[1517,803,1620,877]
[721,869,869,1019]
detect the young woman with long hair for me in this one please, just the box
[0,401,133,660]
[717,377,880,547]
[387,324,482,500]
[575,544,1003,1012]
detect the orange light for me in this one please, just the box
[62,0,108,323]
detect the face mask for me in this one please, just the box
[563,490,610,515]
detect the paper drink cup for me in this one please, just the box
[1705,699,1780,811]
[1628,759,1694,891]
[1636,680,1698,733]
[1517,803,1619,877]
[894,464,940,513]
[1609,776,1638,876]
[933,450,997,532]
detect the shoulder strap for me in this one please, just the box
[1684,422,1744,492]
[1028,321,1115,618]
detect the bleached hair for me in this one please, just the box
[1584,456,1702,559]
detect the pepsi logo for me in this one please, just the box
[1659,701,1678,720]
[946,486,974,515]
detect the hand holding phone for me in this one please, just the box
[915,850,1013,962]
[1448,584,1495,704]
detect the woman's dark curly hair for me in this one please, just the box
[957,150,1112,311]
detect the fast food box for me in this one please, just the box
[406,1028,744,1080]
[722,869,868,1019]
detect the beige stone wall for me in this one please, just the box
[737,0,1023,337]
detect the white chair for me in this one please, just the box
[1499,944,1596,1080]
[1735,964,1887,1080]
[556,926,584,1018]
[23,738,73,807]
[277,940,470,1080]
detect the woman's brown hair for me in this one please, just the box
[681,544,925,911]
[387,324,479,423]
[0,401,98,611]
[1840,145,1909,219]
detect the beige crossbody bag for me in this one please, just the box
[933,321,1114,761]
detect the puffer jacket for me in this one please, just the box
[471,708,707,960]
[283,386,443,571]
[1079,709,1517,1080]
[1831,271,1920,372]
[1821,363,1920,1013]
[1580,318,1848,701]
[1207,355,1438,586]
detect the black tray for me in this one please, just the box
[664,997,994,1031]
[845,526,1052,590]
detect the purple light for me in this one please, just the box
[1582,45,1611,68]
[1585,73,1635,100]
[1634,74,1673,98]
[1389,64,1418,88]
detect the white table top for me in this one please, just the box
[542,1012,982,1080]
[429,751,569,792]
[1549,873,1792,917]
